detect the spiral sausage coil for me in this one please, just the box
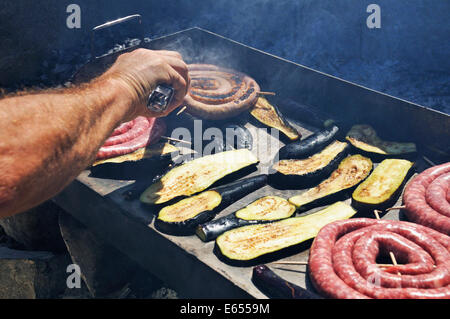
[183,64,260,120]
[309,218,450,299]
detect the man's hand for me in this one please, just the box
[101,49,190,119]
[0,49,190,218]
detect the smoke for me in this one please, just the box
[148,34,235,67]
[22,0,449,114]
[142,0,450,114]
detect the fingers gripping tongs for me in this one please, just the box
[90,14,174,113]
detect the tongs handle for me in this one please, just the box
[90,14,143,60]
[92,14,142,32]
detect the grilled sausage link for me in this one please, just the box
[110,119,136,137]
[426,173,450,218]
[96,117,166,160]
[183,64,260,120]
[103,116,150,146]
[308,218,450,299]
[403,162,450,235]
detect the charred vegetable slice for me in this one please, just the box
[289,155,373,209]
[277,98,336,129]
[92,143,178,167]
[352,159,414,210]
[270,141,349,188]
[277,125,339,160]
[90,143,179,179]
[346,125,417,157]
[154,175,268,235]
[250,97,300,141]
[140,149,259,205]
[215,201,356,265]
[196,196,296,242]
[252,265,322,299]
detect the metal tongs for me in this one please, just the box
[91,14,174,113]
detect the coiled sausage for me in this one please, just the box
[183,64,260,120]
[103,117,150,146]
[426,173,450,218]
[308,218,450,299]
[110,119,136,137]
[96,117,166,160]
[403,162,450,235]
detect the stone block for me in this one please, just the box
[0,246,71,299]
[0,201,67,253]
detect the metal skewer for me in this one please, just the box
[161,136,192,145]
[423,156,436,167]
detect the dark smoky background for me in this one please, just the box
[0,0,449,114]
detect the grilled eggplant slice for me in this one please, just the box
[346,124,417,159]
[252,265,322,299]
[154,175,268,235]
[277,125,339,160]
[196,195,296,242]
[250,97,300,141]
[140,149,259,205]
[352,158,414,211]
[269,141,349,188]
[215,201,356,266]
[90,143,179,179]
[92,143,178,167]
[288,155,373,210]
[278,98,336,129]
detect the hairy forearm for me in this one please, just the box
[0,76,134,217]
[0,48,189,218]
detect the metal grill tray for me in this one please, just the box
[54,28,449,299]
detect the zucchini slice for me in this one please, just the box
[250,97,300,141]
[269,141,349,188]
[277,125,339,160]
[154,175,268,235]
[346,124,417,158]
[196,195,296,242]
[215,201,356,265]
[289,155,373,209]
[156,191,222,235]
[352,158,414,210]
[140,149,259,205]
[235,196,296,221]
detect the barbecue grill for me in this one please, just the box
[53,23,450,298]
